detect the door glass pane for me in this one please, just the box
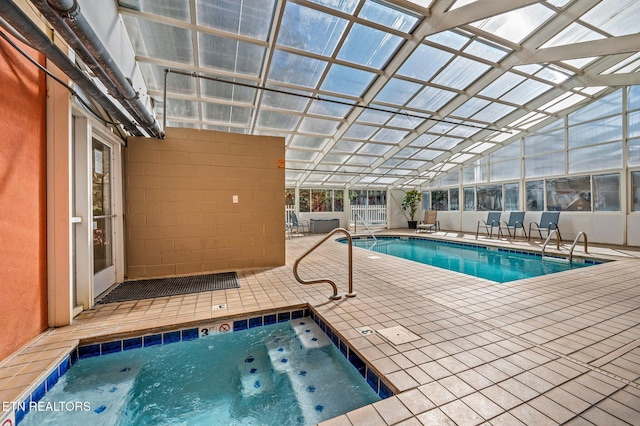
[93,140,113,273]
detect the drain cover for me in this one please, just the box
[377,326,420,345]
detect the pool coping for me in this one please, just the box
[3,305,395,425]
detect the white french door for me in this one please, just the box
[91,138,116,297]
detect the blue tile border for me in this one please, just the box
[10,305,390,425]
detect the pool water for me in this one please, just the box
[346,236,594,283]
[21,319,380,425]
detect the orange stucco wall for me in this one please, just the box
[0,33,48,361]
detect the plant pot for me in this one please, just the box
[408,221,418,229]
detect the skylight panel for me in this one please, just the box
[410,133,439,147]
[307,0,359,14]
[375,78,422,105]
[256,110,300,130]
[428,136,462,150]
[500,79,553,105]
[449,153,475,163]
[289,135,330,149]
[399,159,427,169]
[261,86,310,111]
[601,53,640,75]
[470,3,555,44]
[286,150,318,161]
[463,40,510,63]
[407,86,458,112]
[198,33,266,76]
[426,30,470,50]
[533,66,572,84]
[334,140,363,153]
[374,177,401,184]
[539,93,587,114]
[397,44,454,82]
[357,143,394,155]
[268,50,328,88]
[166,98,199,119]
[119,0,190,21]
[580,0,640,36]
[472,103,516,123]
[358,0,419,32]
[371,128,408,143]
[196,0,275,40]
[337,23,403,69]
[308,98,353,118]
[559,57,598,69]
[541,23,605,48]
[200,77,257,103]
[464,142,495,154]
[479,72,526,99]
[346,155,378,166]
[395,147,418,157]
[387,114,424,129]
[452,98,490,118]
[321,65,377,97]
[343,124,379,139]
[431,56,492,90]
[323,153,351,163]
[278,2,347,57]
[412,149,440,160]
[203,103,253,125]
[123,17,193,64]
[358,108,394,124]
[448,0,477,11]
[140,63,197,95]
[298,117,340,135]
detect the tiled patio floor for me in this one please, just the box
[2,230,639,425]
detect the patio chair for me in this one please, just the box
[476,211,501,239]
[291,212,309,234]
[528,211,562,242]
[498,211,527,239]
[417,210,439,233]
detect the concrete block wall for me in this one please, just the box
[125,128,285,278]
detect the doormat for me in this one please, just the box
[96,272,240,304]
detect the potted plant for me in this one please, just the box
[401,189,422,229]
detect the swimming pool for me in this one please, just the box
[19,318,381,425]
[342,236,598,283]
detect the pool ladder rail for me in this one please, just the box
[541,230,588,263]
[292,228,356,300]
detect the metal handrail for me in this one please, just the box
[541,229,561,258]
[354,212,377,240]
[292,228,356,300]
[569,232,588,263]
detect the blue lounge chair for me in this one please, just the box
[528,211,561,242]
[498,211,527,239]
[476,211,501,239]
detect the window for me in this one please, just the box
[632,171,640,212]
[546,176,591,211]
[477,185,502,211]
[504,183,519,210]
[422,191,431,211]
[334,190,344,212]
[285,188,295,206]
[526,180,543,211]
[299,189,310,212]
[450,188,459,211]
[463,187,475,211]
[431,190,448,210]
[300,189,343,212]
[593,174,620,211]
[312,189,332,212]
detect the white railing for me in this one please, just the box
[285,205,295,224]
[350,205,387,227]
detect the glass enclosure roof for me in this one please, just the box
[116,0,640,189]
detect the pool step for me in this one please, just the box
[291,319,331,349]
[238,351,274,397]
[264,319,336,424]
